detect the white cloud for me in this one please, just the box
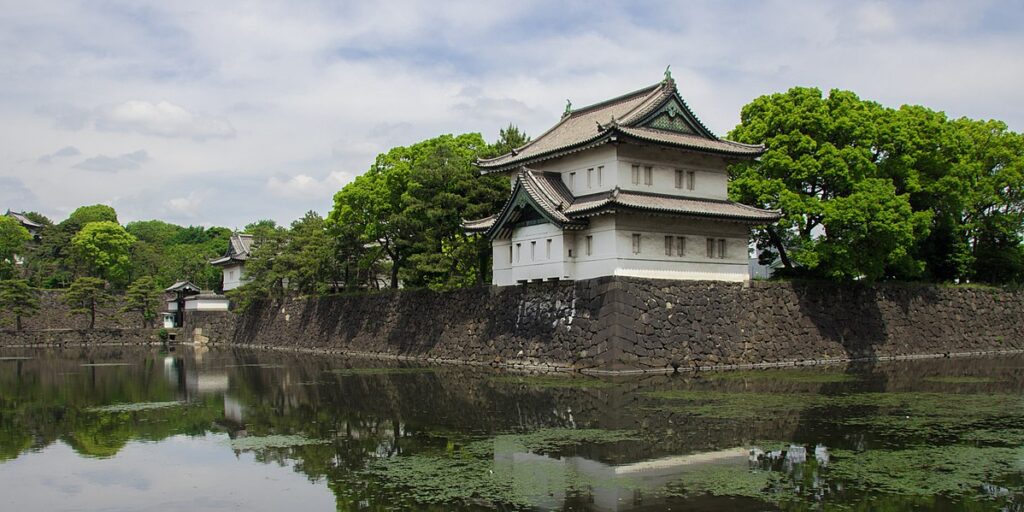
[72,150,149,172]
[0,1,1022,228]
[37,145,81,163]
[266,170,353,200]
[165,191,204,218]
[95,100,235,140]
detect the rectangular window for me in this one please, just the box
[687,170,696,191]
[718,239,727,259]
[508,245,513,264]
[597,166,603,186]
[675,169,684,189]
[676,236,686,257]
[587,168,593,188]
[631,164,640,185]
[632,233,642,254]
[530,241,536,261]
[515,243,521,262]
[665,236,674,256]
[585,235,593,256]
[644,166,653,185]
[706,238,715,258]
[568,172,576,191]
[546,239,552,259]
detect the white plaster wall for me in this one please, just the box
[184,299,230,311]
[615,144,730,200]
[495,222,572,285]
[532,146,617,196]
[611,213,750,281]
[222,263,246,291]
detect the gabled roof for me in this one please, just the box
[466,168,586,239]
[477,74,763,173]
[463,168,781,238]
[165,281,201,293]
[210,233,254,266]
[5,210,43,229]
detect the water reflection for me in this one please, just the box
[0,346,1023,511]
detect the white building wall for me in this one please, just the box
[614,145,730,200]
[493,223,572,285]
[221,263,246,291]
[531,146,618,196]
[610,213,750,281]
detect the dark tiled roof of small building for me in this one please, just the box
[5,210,43,229]
[477,76,763,172]
[210,233,254,266]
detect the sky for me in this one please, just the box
[2,1,1023,229]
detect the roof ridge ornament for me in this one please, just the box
[563,99,572,117]
[663,65,672,83]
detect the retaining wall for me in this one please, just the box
[179,277,1024,372]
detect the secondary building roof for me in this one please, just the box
[5,210,43,230]
[476,71,764,173]
[210,233,254,267]
[465,168,781,239]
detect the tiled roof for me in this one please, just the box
[5,210,42,229]
[165,281,200,293]
[615,127,763,156]
[566,189,782,222]
[211,233,254,266]
[229,233,254,259]
[477,77,762,172]
[464,168,782,237]
[463,214,497,232]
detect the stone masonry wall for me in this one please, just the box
[181,277,1024,372]
[0,290,140,330]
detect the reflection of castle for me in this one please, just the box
[493,443,749,511]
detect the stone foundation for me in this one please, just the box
[178,277,1024,372]
[0,328,160,347]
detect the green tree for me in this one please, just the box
[64,205,118,231]
[0,279,39,331]
[70,221,137,283]
[122,276,162,328]
[729,87,931,280]
[328,132,508,290]
[63,277,111,329]
[0,216,31,279]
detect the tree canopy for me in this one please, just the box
[0,279,39,331]
[0,216,31,279]
[70,221,137,283]
[63,277,111,329]
[730,87,1023,283]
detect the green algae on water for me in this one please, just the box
[326,367,433,376]
[227,434,328,450]
[88,401,184,413]
[923,376,996,384]
[828,445,1024,496]
[665,465,785,501]
[706,369,861,384]
[489,374,614,389]
[365,428,641,508]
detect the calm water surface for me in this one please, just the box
[2,346,1023,511]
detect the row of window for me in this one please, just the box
[631,165,696,190]
[632,234,727,258]
[566,165,697,191]
[510,239,554,263]
[506,235,728,263]
[567,166,604,191]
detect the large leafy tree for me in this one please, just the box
[65,205,118,231]
[0,279,39,331]
[328,132,508,290]
[122,276,162,328]
[70,221,137,283]
[0,216,31,279]
[729,87,931,280]
[63,277,111,329]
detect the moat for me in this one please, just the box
[2,345,1023,511]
